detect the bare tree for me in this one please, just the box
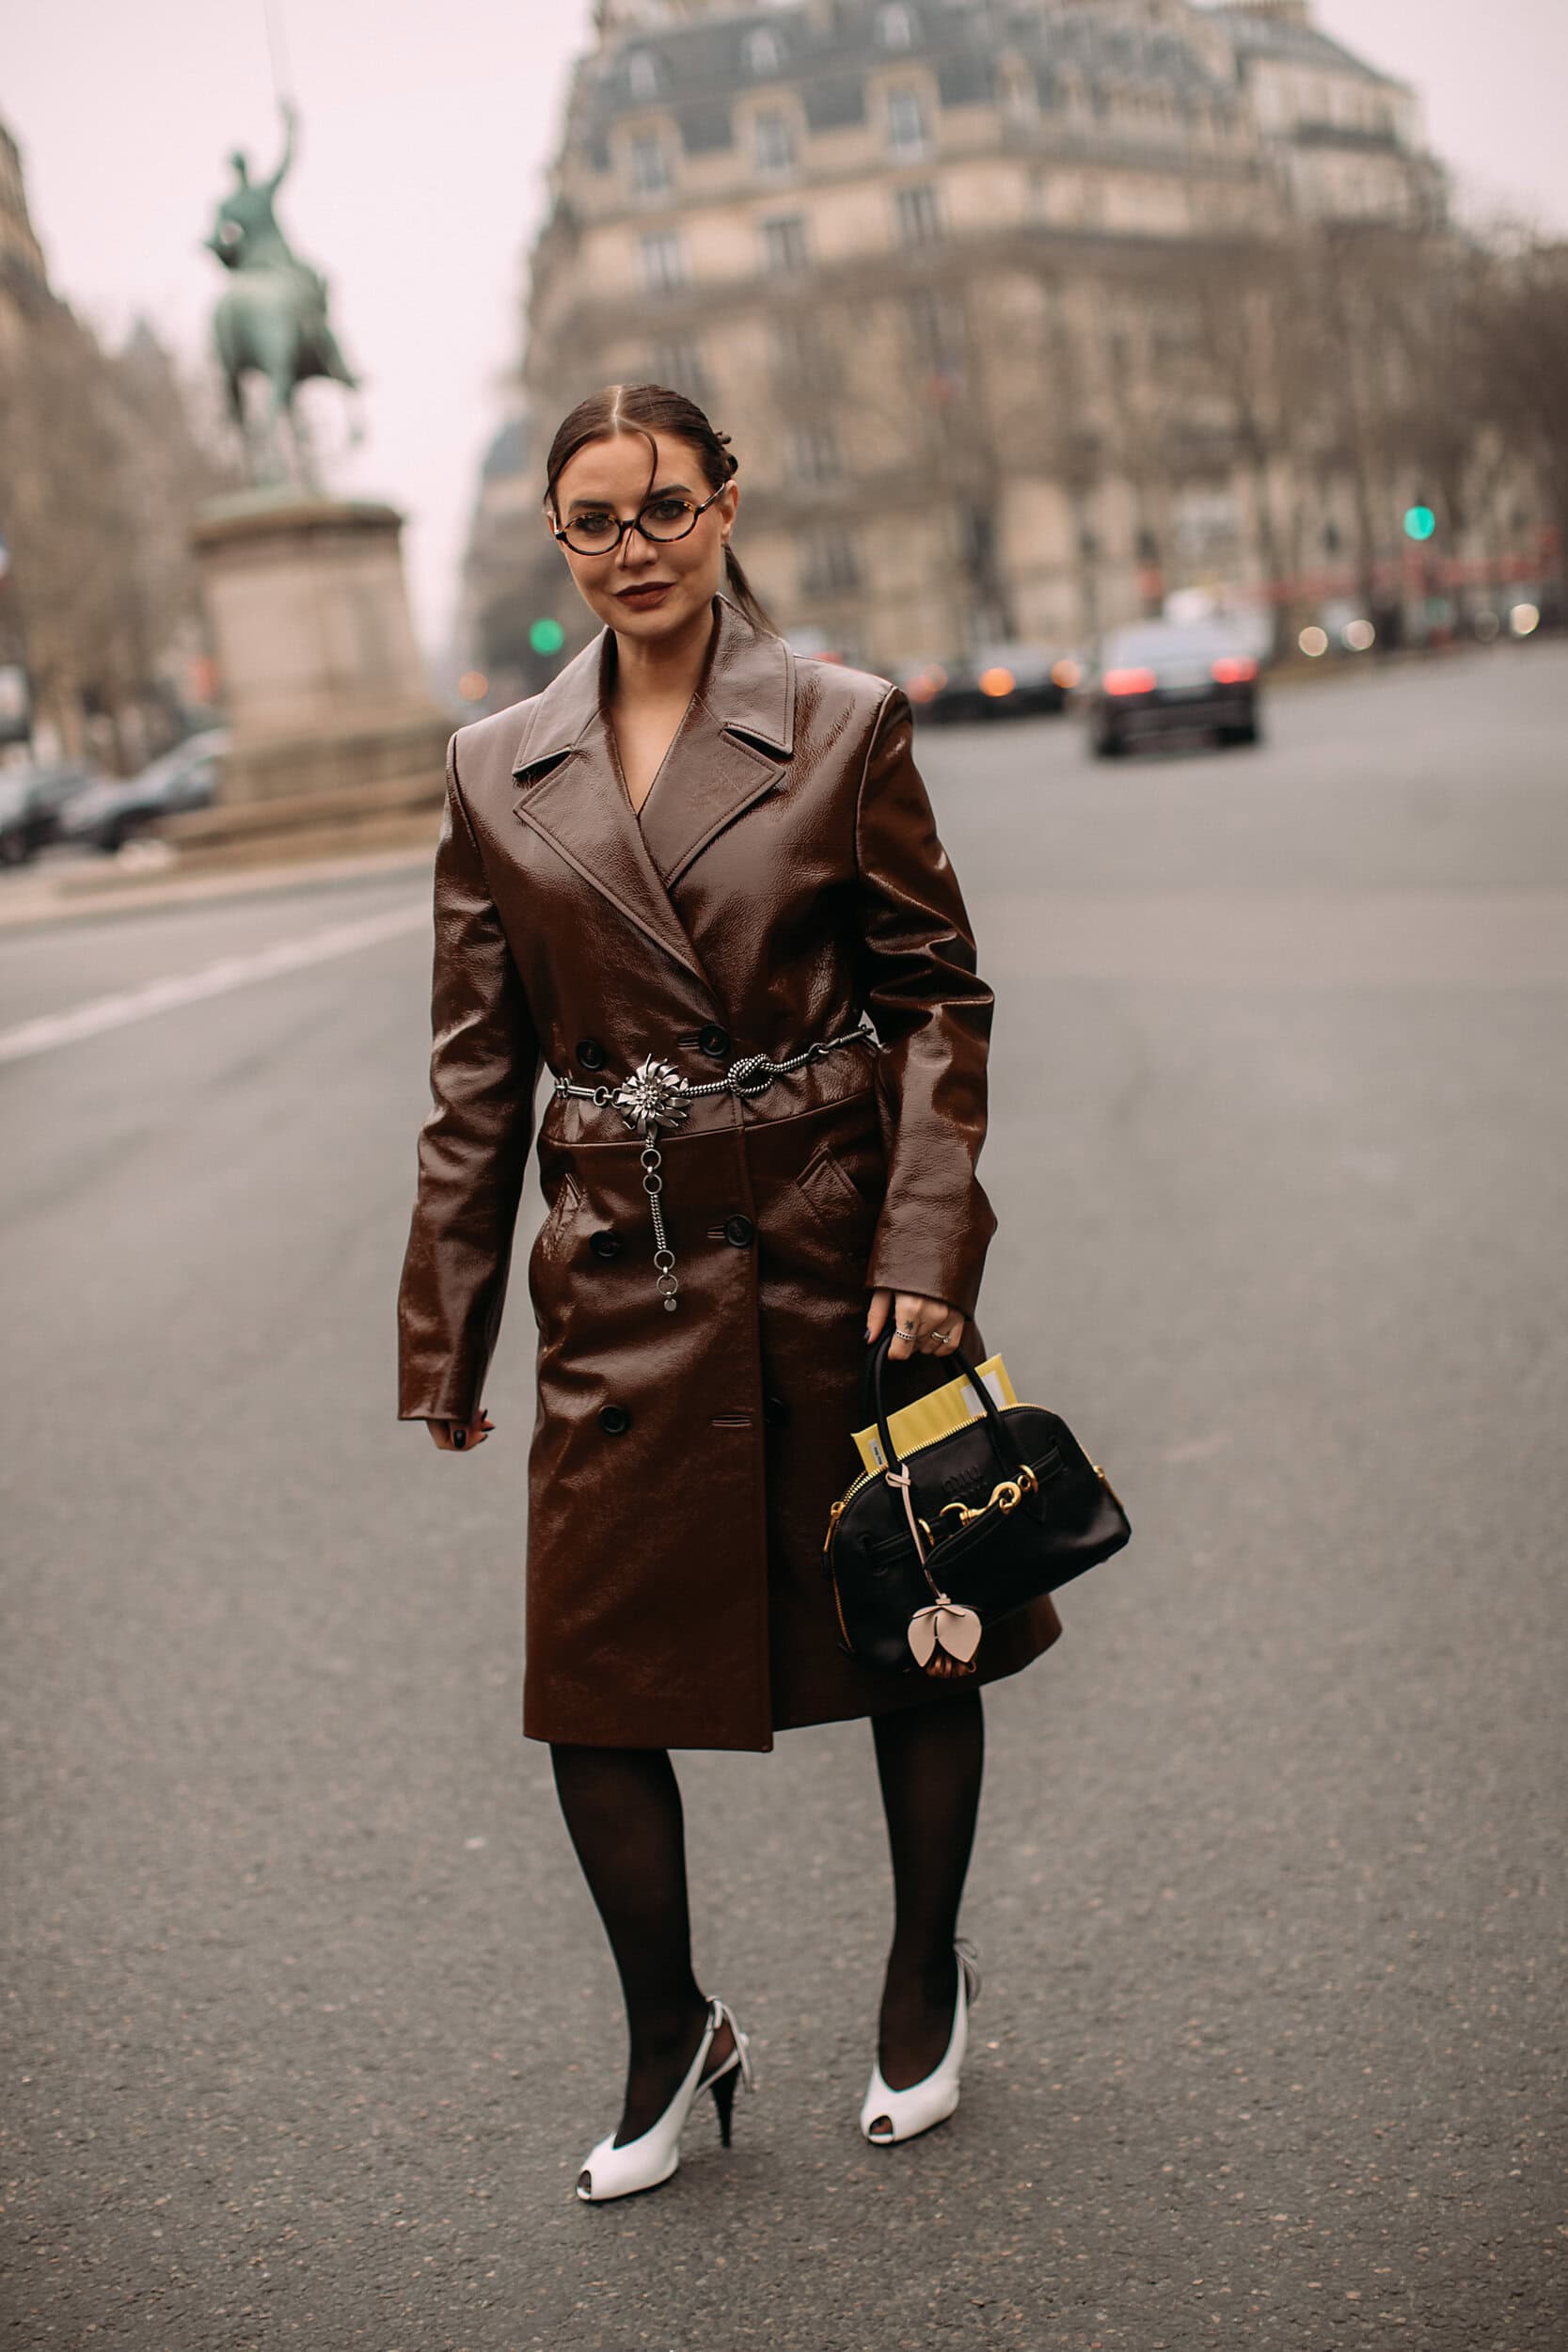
[0,302,234,764]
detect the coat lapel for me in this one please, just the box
[635,592,796,891]
[510,593,796,993]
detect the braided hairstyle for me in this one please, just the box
[541,382,775,634]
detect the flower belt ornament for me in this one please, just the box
[611,1057,691,1313]
[549,1019,877,1312]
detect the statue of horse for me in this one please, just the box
[204,102,362,489]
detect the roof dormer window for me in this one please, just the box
[877,3,915,51]
[746,27,782,74]
[627,50,660,99]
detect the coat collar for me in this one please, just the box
[509,592,796,993]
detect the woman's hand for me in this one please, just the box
[865,1287,966,1364]
[427,1410,495,1452]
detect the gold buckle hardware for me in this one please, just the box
[937,1460,1038,1531]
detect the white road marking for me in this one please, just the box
[0,901,430,1066]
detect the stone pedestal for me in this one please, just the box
[190,491,451,811]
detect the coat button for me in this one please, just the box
[722,1213,755,1248]
[577,1037,606,1071]
[698,1023,731,1058]
[589,1229,623,1261]
[764,1391,789,1428]
[598,1403,632,1435]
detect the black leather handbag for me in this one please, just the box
[824,1327,1132,1678]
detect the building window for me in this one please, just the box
[894,183,942,246]
[886,88,928,155]
[627,51,660,100]
[800,524,862,596]
[1000,63,1037,121]
[752,107,796,174]
[905,286,966,394]
[771,314,842,393]
[760,214,810,274]
[628,134,670,195]
[790,421,841,485]
[877,3,915,51]
[652,336,710,404]
[639,229,688,293]
[747,27,781,74]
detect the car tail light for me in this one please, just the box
[1211,657,1258,684]
[978,666,1015,697]
[1103,667,1157,696]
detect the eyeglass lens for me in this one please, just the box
[561,493,705,555]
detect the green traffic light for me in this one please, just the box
[1403,505,1436,542]
[529,616,566,656]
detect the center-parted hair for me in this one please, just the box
[542,382,776,636]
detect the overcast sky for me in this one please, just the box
[8,1,1567,667]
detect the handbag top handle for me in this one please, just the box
[862,1325,1027,1490]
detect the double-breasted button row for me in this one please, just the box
[585,1216,752,1257]
[579,1029,730,1072]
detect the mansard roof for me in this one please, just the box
[1211,7,1406,89]
[577,0,1243,156]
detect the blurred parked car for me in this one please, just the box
[59,729,230,854]
[905,642,1075,723]
[0,773,55,866]
[1076,622,1262,757]
[0,758,109,857]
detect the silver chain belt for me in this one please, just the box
[548,1017,878,1312]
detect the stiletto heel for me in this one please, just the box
[575,1994,755,2202]
[859,1937,981,2146]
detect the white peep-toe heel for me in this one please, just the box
[859,1938,981,2146]
[576,1994,754,2202]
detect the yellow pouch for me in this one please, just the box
[852,1354,1019,1475]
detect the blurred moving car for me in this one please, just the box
[59,729,230,854]
[1077,622,1261,757]
[905,642,1077,723]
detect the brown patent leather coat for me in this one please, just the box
[396,591,1061,1749]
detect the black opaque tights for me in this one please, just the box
[871,1685,985,2086]
[549,1688,985,2137]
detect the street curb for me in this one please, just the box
[0,840,436,934]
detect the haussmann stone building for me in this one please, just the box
[473,0,1446,683]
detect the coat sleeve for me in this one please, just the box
[852,683,999,1324]
[396,733,542,1422]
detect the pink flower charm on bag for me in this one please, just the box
[907,1598,982,1677]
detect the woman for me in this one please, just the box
[396,383,1063,2202]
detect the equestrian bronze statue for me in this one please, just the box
[203,101,360,487]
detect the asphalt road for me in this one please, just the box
[3,645,1564,2349]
